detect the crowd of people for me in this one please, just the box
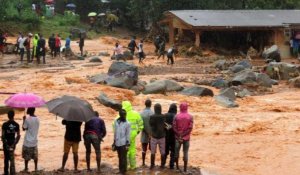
[1,99,193,175]
[112,35,177,65]
[0,32,86,64]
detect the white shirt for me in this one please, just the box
[32,4,36,11]
[138,43,143,53]
[18,38,26,49]
[23,116,40,147]
[114,45,123,55]
[114,120,131,147]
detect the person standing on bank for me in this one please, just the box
[59,120,82,172]
[25,33,32,63]
[173,102,193,173]
[113,109,131,175]
[164,103,177,169]
[48,34,56,58]
[83,111,106,172]
[140,99,154,166]
[2,110,21,175]
[18,34,26,63]
[22,108,40,172]
[37,34,46,64]
[149,103,166,169]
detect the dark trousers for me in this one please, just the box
[26,49,31,62]
[165,140,175,168]
[20,48,25,62]
[138,52,144,63]
[3,146,15,175]
[54,47,60,57]
[167,55,174,65]
[37,49,46,64]
[79,46,83,56]
[50,46,55,57]
[117,146,127,174]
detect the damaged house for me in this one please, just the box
[161,10,300,58]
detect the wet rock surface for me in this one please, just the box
[180,86,214,97]
[97,92,121,111]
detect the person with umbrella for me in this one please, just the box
[58,119,82,172]
[22,107,40,173]
[46,95,95,172]
[83,111,106,172]
[2,110,21,175]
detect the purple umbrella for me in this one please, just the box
[5,93,46,108]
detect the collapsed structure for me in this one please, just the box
[161,10,300,58]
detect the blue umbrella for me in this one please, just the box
[66,3,76,8]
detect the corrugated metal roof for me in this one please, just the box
[168,10,300,27]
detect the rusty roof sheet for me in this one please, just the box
[168,10,300,27]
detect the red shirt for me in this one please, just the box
[55,37,61,47]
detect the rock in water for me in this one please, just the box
[215,95,239,108]
[288,76,300,88]
[211,79,229,89]
[256,73,273,88]
[265,62,300,80]
[180,86,214,97]
[96,93,121,111]
[106,61,138,89]
[90,73,108,84]
[214,60,228,70]
[230,59,252,73]
[230,65,247,73]
[89,56,102,63]
[219,88,236,101]
[231,70,257,86]
[142,79,183,94]
[143,81,167,94]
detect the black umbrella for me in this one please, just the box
[47,95,94,122]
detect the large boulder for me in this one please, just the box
[230,65,247,73]
[214,60,228,70]
[143,81,167,94]
[256,73,274,88]
[231,70,257,86]
[265,62,300,80]
[230,59,252,73]
[90,73,108,84]
[262,45,281,62]
[89,56,102,63]
[180,86,214,97]
[211,78,229,89]
[214,95,239,108]
[106,62,138,89]
[219,88,236,101]
[142,80,183,94]
[96,93,121,111]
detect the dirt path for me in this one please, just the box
[0,36,299,175]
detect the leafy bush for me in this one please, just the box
[54,13,80,26]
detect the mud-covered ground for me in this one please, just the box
[0,36,300,175]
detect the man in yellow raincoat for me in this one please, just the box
[31,34,39,61]
[113,101,143,170]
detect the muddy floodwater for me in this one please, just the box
[0,37,300,175]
